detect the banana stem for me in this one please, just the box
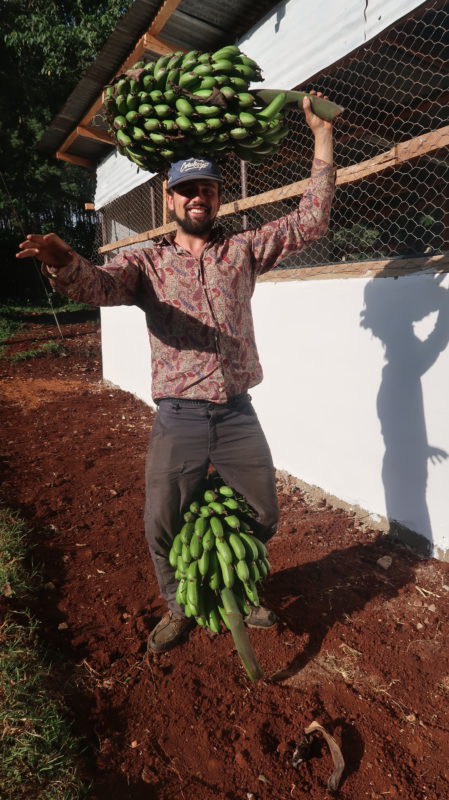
[220,588,263,682]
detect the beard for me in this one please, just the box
[173,209,214,236]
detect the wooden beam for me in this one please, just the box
[84,202,95,210]
[56,151,95,169]
[99,222,176,253]
[143,32,181,56]
[256,253,449,283]
[77,125,114,145]
[150,0,183,35]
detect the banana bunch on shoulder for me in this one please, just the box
[168,477,271,634]
[103,44,290,172]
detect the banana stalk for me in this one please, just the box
[220,588,263,681]
[254,89,344,121]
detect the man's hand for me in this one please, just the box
[303,90,333,166]
[16,233,74,267]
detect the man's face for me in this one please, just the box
[167,179,221,236]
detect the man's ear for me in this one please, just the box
[166,190,174,212]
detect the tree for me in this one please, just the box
[0,0,132,302]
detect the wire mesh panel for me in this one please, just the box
[95,0,448,269]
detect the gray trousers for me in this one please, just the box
[144,393,279,615]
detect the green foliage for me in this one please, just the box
[333,223,384,261]
[0,0,133,301]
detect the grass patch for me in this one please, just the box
[0,306,23,351]
[0,506,89,799]
[8,341,67,362]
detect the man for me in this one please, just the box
[17,94,334,653]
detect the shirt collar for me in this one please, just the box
[161,224,224,249]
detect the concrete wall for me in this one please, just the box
[100,269,449,559]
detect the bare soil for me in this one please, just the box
[1,311,449,800]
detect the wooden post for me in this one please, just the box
[162,179,168,226]
[240,159,248,230]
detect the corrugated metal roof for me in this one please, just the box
[38,0,283,162]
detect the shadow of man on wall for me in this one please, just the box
[360,266,449,556]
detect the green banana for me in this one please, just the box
[115,95,128,115]
[161,119,177,132]
[180,522,194,545]
[256,557,268,578]
[236,559,250,583]
[192,63,213,77]
[189,500,200,514]
[211,45,241,61]
[239,111,257,127]
[252,535,267,558]
[126,93,139,111]
[201,527,214,552]
[229,76,250,91]
[217,552,234,588]
[223,498,239,510]
[239,532,259,561]
[207,606,222,634]
[218,485,234,498]
[248,560,261,582]
[224,514,240,530]
[244,579,260,606]
[208,501,226,514]
[198,548,210,576]
[143,118,161,132]
[175,97,194,116]
[215,538,233,564]
[187,580,199,617]
[189,533,202,559]
[137,104,153,118]
[228,532,246,561]
[194,516,208,537]
[208,550,221,591]
[235,92,256,107]
[203,489,217,503]
[199,504,214,517]
[211,58,234,74]
[187,559,199,582]
[210,516,224,539]
[217,603,231,630]
[116,129,132,146]
[194,104,221,117]
[181,542,192,564]
[257,91,288,120]
[177,555,188,577]
[113,115,128,129]
[176,577,187,606]
[178,71,198,89]
[168,546,178,569]
[172,532,183,556]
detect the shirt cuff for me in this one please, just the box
[42,250,78,278]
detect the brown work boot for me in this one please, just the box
[147,611,194,654]
[244,605,278,628]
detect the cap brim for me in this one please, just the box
[168,173,224,190]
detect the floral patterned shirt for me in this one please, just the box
[43,158,334,402]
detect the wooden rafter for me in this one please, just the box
[57,0,184,160]
[56,151,95,169]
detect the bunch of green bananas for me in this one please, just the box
[103,44,290,172]
[168,478,271,634]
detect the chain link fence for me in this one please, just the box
[94,0,448,269]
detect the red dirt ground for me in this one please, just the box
[1,311,449,800]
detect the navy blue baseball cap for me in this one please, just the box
[167,157,223,191]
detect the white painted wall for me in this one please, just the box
[249,272,449,558]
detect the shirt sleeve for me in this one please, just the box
[41,249,148,307]
[244,158,335,277]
